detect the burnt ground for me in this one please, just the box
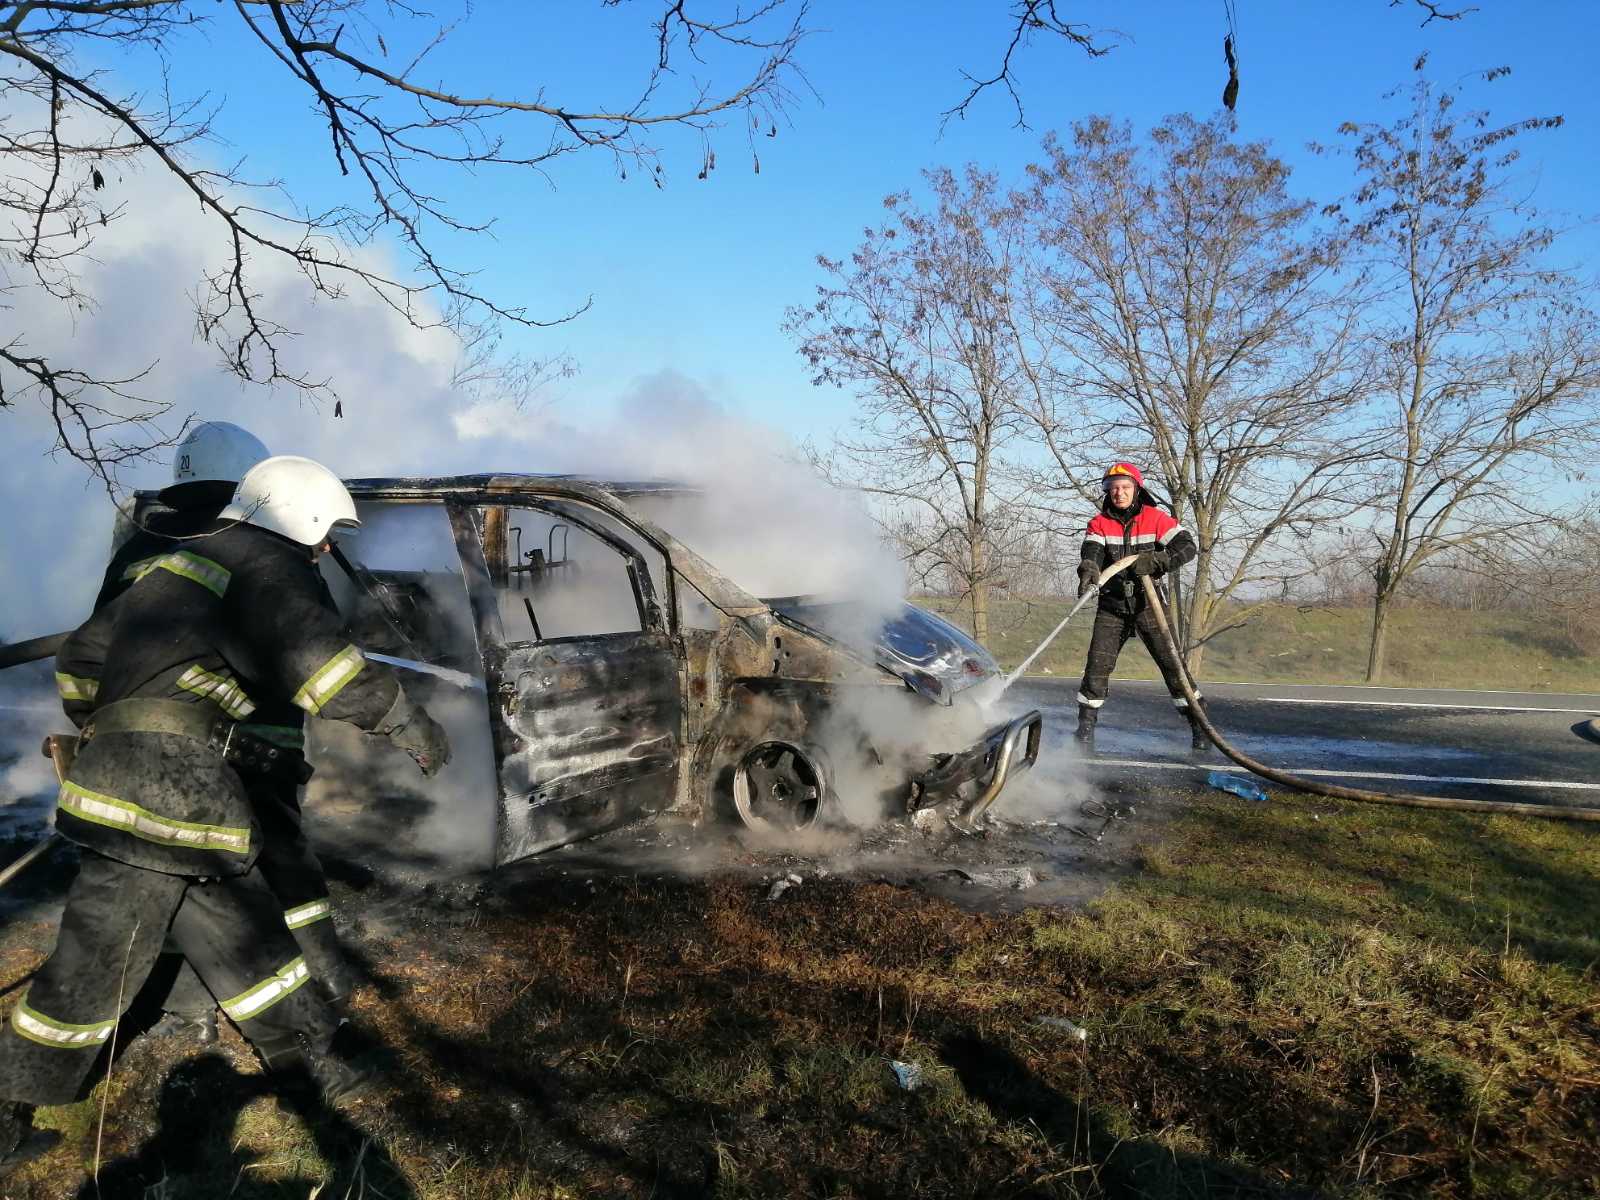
[2,682,1598,1197]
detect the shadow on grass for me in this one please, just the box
[75,1053,414,1200]
[939,1032,1317,1199]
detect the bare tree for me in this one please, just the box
[785,166,1041,643]
[1333,60,1600,681]
[1021,113,1373,671]
[0,0,807,477]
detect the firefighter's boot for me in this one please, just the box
[259,1028,386,1110]
[0,1102,60,1179]
[302,1041,381,1108]
[1073,705,1098,755]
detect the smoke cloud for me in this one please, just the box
[1,138,922,874]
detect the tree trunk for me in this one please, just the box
[968,522,990,644]
[1365,590,1393,683]
[970,577,991,646]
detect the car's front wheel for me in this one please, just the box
[730,740,828,834]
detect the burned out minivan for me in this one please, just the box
[144,475,1043,865]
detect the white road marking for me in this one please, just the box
[1089,757,1600,792]
[1207,682,1600,699]
[1258,697,1597,714]
[1027,679,1600,702]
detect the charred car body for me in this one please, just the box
[128,475,1041,866]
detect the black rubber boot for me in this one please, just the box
[1073,704,1098,755]
[259,1028,386,1109]
[315,973,355,1024]
[0,1102,60,1179]
[302,1040,381,1108]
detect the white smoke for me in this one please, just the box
[1,148,912,877]
[5,113,1077,874]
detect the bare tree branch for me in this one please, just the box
[786,167,1043,641]
[0,0,810,478]
[1394,0,1478,26]
[942,1,1119,131]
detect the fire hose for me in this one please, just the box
[1138,574,1600,824]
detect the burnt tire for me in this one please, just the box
[729,740,829,834]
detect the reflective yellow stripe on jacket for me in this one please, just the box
[55,673,99,703]
[126,551,232,598]
[176,665,257,719]
[292,645,365,715]
[58,780,251,855]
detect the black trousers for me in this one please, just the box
[1077,604,1201,716]
[161,777,350,1016]
[0,850,339,1106]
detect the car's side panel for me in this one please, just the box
[492,634,682,863]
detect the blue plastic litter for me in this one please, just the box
[1206,770,1269,803]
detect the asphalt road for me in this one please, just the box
[1008,677,1600,810]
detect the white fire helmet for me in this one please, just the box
[220,455,360,547]
[171,421,270,486]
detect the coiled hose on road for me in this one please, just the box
[1137,574,1600,824]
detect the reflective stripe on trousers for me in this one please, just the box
[8,993,115,1050]
[283,899,332,930]
[219,957,311,1021]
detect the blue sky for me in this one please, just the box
[91,0,1600,443]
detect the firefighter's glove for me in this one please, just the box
[1131,551,1169,577]
[394,708,450,778]
[1076,573,1096,600]
[377,690,452,778]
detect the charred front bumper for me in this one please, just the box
[911,709,1043,823]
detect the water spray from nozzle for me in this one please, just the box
[999,555,1140,694]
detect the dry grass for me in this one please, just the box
[4,791,1599,1198]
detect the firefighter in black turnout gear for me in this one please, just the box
[96,423,361,1041]
[0,455,451,1177]
[1074,462,1204,755]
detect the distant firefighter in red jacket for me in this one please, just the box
[1074,462,1204,755]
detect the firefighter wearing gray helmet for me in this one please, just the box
[0,456,451,1176]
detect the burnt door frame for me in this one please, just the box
[445,497,687,863]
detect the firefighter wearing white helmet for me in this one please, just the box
[220,454,362,547]
[93,442,362,1051]
[1,459,452,1166]
[170,420,271,495]
[97,421,270,608]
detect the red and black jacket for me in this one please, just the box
[1077,500,1197,616]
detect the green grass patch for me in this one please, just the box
[922,595,1600,690]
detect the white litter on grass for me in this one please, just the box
[888,1060,923,1091]
[1033,1016,1089,1042]
[766,873,803,901]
